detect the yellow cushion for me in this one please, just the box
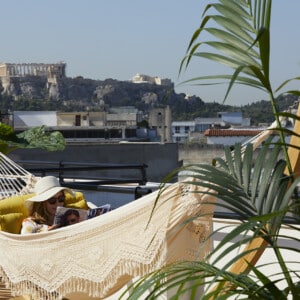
[0,193,34,234]
[0,191,88,234]
[0,213,25,234]
[0,193,34,215]
[64,191,89,210]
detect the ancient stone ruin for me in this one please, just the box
[0,62,66,99]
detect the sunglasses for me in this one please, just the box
[47,195,65,205]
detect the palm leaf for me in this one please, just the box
[126,1,300,298]
[204,28,259,57]
[126,132,297,297]
[249,264,286,299]
[181,1,264,85]
[179,0,299,109]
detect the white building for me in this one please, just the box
[131,73,173,87]
[171,121,196,143]
[204,128,263,145]
[172,111,252,143]
[13,111,57,129]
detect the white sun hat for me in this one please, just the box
[26,176,72,203]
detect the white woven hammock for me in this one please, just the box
[0,178,215,300]
[0,124,279,300]
[0,152,217,300]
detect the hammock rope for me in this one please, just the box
[0,152,36,200]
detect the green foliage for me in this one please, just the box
[179,0,298,161]
[125,1,300,299]
[0,125,65,154]
[124,138,300,299]
[179,0,300,174]
[0,123,18,153]
[0,123,17,141]
[242,96,298,125]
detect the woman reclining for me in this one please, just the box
[21,176,72,234]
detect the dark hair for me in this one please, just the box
[60,209,80,227]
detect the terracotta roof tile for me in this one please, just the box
[204,129,263,137]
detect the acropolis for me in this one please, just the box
[0,62,66,79]
[0,62,66,95]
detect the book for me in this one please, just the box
[54,204,112,227]
[87,204,111,219]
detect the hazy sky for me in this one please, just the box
[1,1,300,106]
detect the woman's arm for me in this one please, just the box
[20,218,49,234]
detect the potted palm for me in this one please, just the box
[123,1,300,299]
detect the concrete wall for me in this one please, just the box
[8,142,269,184]
[9,142,181,183]
[178,143,273,165]
[178,143,225,165]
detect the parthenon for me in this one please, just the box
[0,62,66,79]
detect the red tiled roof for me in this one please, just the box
[204,129,263,137]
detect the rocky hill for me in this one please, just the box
[0,75,207,118]
[0,75,297,125]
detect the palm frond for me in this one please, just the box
[125,1,300,298]
[180,0,270,95]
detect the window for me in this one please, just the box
[75,115,81,126]
[157,112,163,124]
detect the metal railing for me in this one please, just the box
[15,160,148,186]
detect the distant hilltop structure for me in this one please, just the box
[0,62,66,79]
[0,62,66,94]
[131,73,173,87]
[0,62,179,112]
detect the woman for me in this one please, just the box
[21,176,72,234]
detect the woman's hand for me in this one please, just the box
[48,224,60,231]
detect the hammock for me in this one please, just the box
[0,118,288,299]
[0,173,215,299]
